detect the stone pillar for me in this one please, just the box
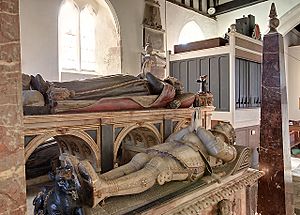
[0,0,27,214]
[257,3,293,215]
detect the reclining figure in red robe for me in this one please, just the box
[23,72,195,114]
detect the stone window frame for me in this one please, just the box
[58,0,97,76]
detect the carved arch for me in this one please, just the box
[113,123,162,163]
[25,130,100,170]
[174,119,190,133]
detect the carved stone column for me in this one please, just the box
[257,3,293,214]
[0,0,27,213]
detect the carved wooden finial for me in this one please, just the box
[269,3,277,18]
[268,3,279,33]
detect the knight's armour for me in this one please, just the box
[196,127,237,162]
[147,140,206,180]
[182,132,208,157]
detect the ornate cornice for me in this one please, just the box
[166,169,264,215]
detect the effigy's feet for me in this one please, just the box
[78,161,109,208]
[31,74,50,94]
[146,72,164,94]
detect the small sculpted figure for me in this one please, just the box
[196,75,209,93]
[63,110,237,208]
[33,165,84,215]
[218,199,233,215]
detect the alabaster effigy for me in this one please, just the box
[32,110,264,215]
[22,72,195,115]
[25,71,263,214]
[24,72,197,180]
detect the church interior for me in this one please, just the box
[1,0,300,214]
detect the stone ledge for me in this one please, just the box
[164,169,264,215]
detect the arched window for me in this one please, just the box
[80,5,96,71]
[59,0,80,71]
[59,0,96,74]
[58,0,121,80]
[178,21,204,44]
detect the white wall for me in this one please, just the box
[95,0,121,77]
[166,1,218,53]
[20,0,61,81]
[287,46,300,120]
[20,0,123,81]
[109,0,166,76]
[20,0,166,78]
[216,1,300,37]
[108,0,144,76]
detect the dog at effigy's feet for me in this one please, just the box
[33,165,85,215]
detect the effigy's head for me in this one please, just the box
[50,165,78,200]
[211,121,236,145]
[164,76,184,94]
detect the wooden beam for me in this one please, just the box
[207,0,210,8]
[166,0,215,19]
[295,24,300,33]
[199,0,202,11]
[214,0,268,16]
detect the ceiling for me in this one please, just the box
[167,0,268,18]
[295,23,300,33]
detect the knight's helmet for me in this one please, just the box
[210,121,236,145]
[196,122,237,163]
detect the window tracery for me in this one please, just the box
[59,0,96,74]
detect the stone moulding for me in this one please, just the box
[24,108,199,175]
[160,169,264,215]
[113,122,163,163]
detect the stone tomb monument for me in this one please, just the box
[32,109,263,215]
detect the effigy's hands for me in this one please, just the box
[47,86,75,101]
[168,100,181,109]
[189,109,202,132]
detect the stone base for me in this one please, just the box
[83,169,263,215]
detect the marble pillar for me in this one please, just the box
[257,3,293,215]
[0,0,27,214]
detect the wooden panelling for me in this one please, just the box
[235,58,261,108]
[236,37,262,53]
[220,56,230,110]
[235,125,260,149]
[236,48,262,63]
[170,54,230,111]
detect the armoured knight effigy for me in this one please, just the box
[23,72,210,181]
[33,110,264,214]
